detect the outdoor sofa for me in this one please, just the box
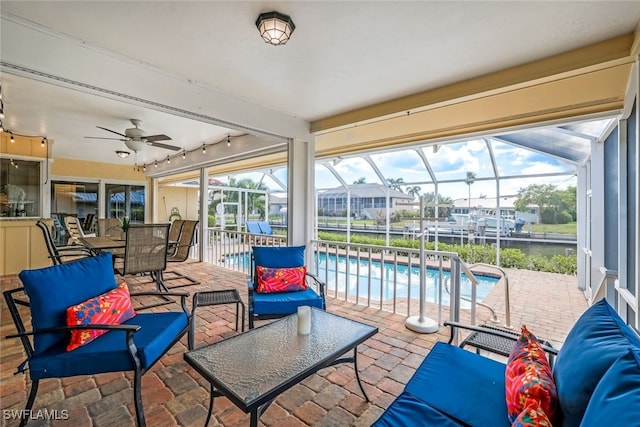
[373,299,640,426]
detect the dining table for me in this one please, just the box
[79,235,126,254]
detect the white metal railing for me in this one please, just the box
[309,239,496,326]
[202,229,503,327]
[204,229,286,273]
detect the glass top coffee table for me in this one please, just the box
[184,307,378,426]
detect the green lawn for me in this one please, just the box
[528,222,577,235]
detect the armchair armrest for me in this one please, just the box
[306,272,326,297]
[445,321,558,367]
[6,323,141,340]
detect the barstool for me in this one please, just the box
[189,290,246,350]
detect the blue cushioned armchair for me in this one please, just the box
[247,245,326,329]
[5,253,191,427]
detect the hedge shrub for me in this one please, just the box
[316,231,576,275]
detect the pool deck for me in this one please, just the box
[0,261,587,426]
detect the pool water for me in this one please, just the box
[226,252,498,304]
[315,253,497,304]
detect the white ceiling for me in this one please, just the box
[1,1,639,166]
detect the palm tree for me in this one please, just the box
[465,172,476,215]
[353,177,366,184]
[407,185,421,199]
[386,177,405,192]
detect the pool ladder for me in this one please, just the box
[445,263,512,329]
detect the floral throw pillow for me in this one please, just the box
[66,281,136,351]
[511,399,552,427]
[505,325,557,424]
[256,266,307,293]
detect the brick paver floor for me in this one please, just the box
[0,260,587,426]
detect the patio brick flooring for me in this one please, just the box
[0,260,587,426]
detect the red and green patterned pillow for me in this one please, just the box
[511,399,552,427]
[256,266,307,293]
[66,281,137,351]
[505,325,557,424]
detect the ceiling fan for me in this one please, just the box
[85,119,180,152]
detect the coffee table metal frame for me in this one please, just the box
[184,307,378,426]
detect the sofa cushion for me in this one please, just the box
[252,245,305,268]
[553,299,640,427]
[505,326,557,423]
[511,399,552,427]
[66,281,136,351]
[252,288,324,314]
[256,266,307,293]
[19,253,117,355]
[28,311,188,380]
[372,392,464,427]
[404,341,510,427]
[579,349,640,427]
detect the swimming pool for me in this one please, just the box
[226,252,498,304]
[315,253,497,304]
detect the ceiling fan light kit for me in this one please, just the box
[115,150,130,158]
[85,118,180,153]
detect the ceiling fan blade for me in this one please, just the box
[84,136,127,141]
[150,141,181,151]
[144,134,172,142]
[97,126,127,138]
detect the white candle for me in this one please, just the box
[297,306,311,335]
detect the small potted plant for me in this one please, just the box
[120,217,130,240]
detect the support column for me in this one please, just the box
[287,137,315,262]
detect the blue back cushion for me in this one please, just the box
[580,349,640,427]
[553,299,640,427]
[19,253,117,355]
[252,245,305,268]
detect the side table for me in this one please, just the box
[190,290,246,350]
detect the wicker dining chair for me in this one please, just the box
[36,220,93,266]
[167,220,185,256]
[162,220,200,288]
[113,223,171,292]
[98,218,123,237]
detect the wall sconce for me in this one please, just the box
[256,11,295,45]
[116,150,130,158]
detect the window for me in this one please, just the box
[105,184,145,223]
[0,158,41,218]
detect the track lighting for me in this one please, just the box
[227,135,231,147]
[167,156,170,164]
[183,150,186,159]
[143,164,146,171]
[154,160,158,168]
[41,137,47,147]
[10,133,14,143]
[202,143,206,154]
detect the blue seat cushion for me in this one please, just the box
[580,349,640,427]
[403,342,509,427]
[28,312,188,380]
[252,288,324,315]
[19,253,117,355]
[253,245,305,268]
[553,299,640,427]
[257,221,273,235]
[246,221,261,233]
[373,392,464,427]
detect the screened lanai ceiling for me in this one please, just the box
[178,116,615,201]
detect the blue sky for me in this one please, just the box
[212,137,580,200]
